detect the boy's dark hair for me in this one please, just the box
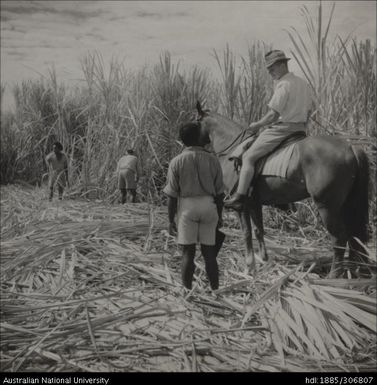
[179,122,201,146]
[53,141,63,151]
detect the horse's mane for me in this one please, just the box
[207,111,245,133]
[202,111,249,158]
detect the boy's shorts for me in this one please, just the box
[177,196,218,246]
[49,171,66,189]
[118,169,137,189]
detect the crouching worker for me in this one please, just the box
[163,122,225,292]
[116,149,139,203]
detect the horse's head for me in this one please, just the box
[196,100,209,120]
[195,101,245,193]
[194,101,211,146]
[195,100,244,155]
[195,101,219,145]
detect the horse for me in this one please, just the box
[195,101,370,278]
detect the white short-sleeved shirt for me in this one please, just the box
[268,72,314,123]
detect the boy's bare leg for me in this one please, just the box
[120,189,127,204]
[181,244,196,289]
[201,244,219,290]
[58,186,64,200]
[128,189,137,203]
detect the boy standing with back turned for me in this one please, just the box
[163,122,225,293]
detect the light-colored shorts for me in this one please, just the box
[118,169,137,190]
[243,122,306,160]
[177,196,218,246]
[48,171,66,189]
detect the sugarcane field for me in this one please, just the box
[1,0,376,377]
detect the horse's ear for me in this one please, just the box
[196,100,204,117]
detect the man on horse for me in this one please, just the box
[225,50,314,211]
[163,122,225,293]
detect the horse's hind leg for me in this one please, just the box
[238,209,256,275]
[316,204,348,278]
[249,199,269,264]
[348,238,372,276]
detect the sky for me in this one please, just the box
[1,0,376,110]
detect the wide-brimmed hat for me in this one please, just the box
[265,50,291,68]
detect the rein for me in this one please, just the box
[214,129,250,157]
[197,114,251,157]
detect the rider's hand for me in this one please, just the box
[169,222,177,236]
[248,122,260,135]
[234,158,241,173]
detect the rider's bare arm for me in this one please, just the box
[248,109,280,134]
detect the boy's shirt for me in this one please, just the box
[117,155,138,174]
[46,152,68,173]
[163,146,224,198]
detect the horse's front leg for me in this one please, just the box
[249,199,269,264]
[238,208,255,275]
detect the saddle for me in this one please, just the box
[228,130,307,172]
[226,130,306,197]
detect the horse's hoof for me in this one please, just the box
[328,269,342,279]
[244,264,256,277]
[244,269,255,277]
[255,253,265,264]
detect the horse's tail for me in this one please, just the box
[344,146,369,257]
